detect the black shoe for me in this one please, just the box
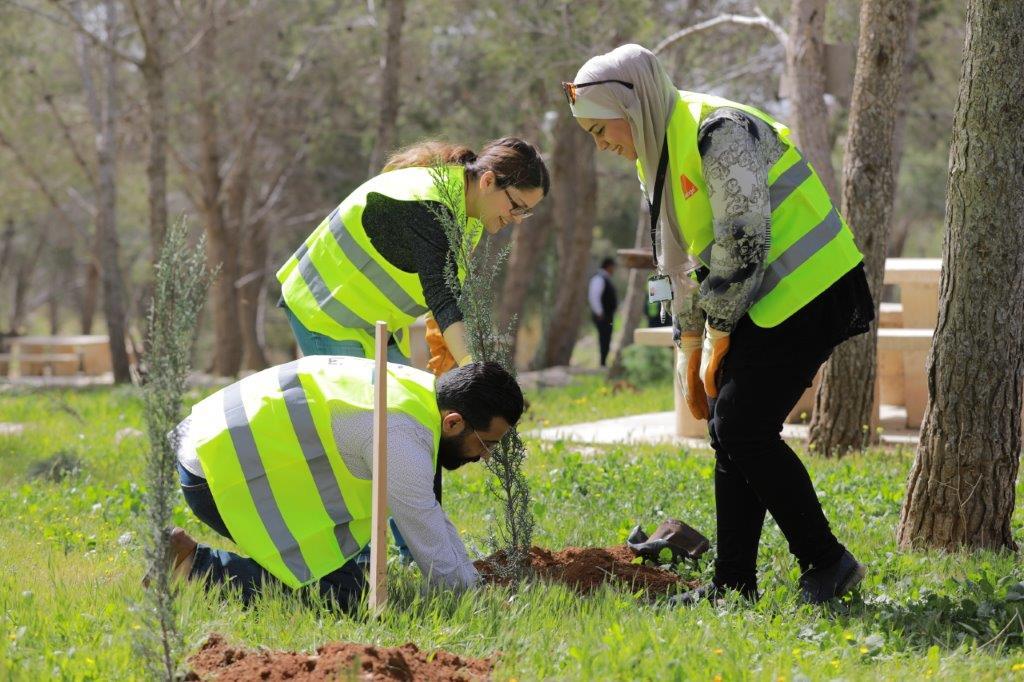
[667,582,757,607]
[799,550,866,604]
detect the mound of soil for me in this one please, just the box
[187,633,491,681]
[475,545,692,597]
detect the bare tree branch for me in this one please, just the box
[42,93,97,188]
[655,7,788,55]
[46,0,141,65]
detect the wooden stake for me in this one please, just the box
[368,321,389,613]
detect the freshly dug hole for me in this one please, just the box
[187,633,492,681]
[475,545,693,596]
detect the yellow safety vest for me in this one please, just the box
[658,91,863,327]
[189,356,441,588]
[276,166,484,357]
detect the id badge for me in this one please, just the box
[647,274,673,303]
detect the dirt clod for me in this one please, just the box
[475,545,692,596]
[187,633,491,681]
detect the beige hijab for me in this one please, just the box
[570,44,692,298]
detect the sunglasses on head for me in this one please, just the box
[561,79,634,106]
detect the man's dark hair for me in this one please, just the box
[435,361,524,430]
[600,256,615,269]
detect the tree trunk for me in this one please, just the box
[608,198,651,378]
[9,230,46,335]
[91,0,132,383]
[238,216,270,371]
[496,198,552,360]
[367,0,406,176]
[896,0,1024,551]
[534,117,597,368]
[786,0,839,203]
[807,0,915,457]
[140,56,168,259]
[886,9,921,259]
[196,1,242,377]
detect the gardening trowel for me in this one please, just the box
[627,518,710,565]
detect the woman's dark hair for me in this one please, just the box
[435,361,525,430]
[384,137,550,196]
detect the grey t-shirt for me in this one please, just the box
[175,411,480,591]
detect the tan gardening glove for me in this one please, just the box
[425,315,457,376]
[699,323,730,399]
[440,320,473,367]
[675,331,709,421]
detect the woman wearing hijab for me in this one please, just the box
[564,45,873,605]
[277,137,549,373]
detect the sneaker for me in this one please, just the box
[799,550,866,604]
[666,581,758,607]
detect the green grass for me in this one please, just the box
[3,382,1024,680]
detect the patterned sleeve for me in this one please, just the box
[696,108,773,332]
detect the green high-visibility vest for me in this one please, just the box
[189,356,441,588]
[276,166,484,357]
[659,91,863,327]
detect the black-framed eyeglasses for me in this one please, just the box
[561,79,635,106]
[503,188,532,219]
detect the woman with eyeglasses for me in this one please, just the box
[277,137,548,372]
[564,44,874,606]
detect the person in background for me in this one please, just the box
[588,256,619,367]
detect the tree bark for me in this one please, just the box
[786,0,839,203]
[367,0,406,176]
[195,1,242,377]
[897,0,1024,551]
[534,116,597,368]
[138,8,169,260]
[607,198,651,378]
[237,215,269,371]
[496,198,552,361]
[807,0,916,457]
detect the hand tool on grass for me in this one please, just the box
[627,518,710,565]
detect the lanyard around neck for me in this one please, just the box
[648,137,670,270]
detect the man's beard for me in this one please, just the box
[437,432,479,471]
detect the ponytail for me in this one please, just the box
[383,140,477,172]
[382,137,550,196]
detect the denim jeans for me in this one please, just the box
[282,304,410,364]
[177,463,366,610]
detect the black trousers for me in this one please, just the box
[707,309,846,594]
[593,315,613,367]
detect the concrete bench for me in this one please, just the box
[2,335,112,379]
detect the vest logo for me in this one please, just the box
[680,174,698,199]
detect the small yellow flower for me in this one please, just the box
[859,646,869,654]
[1012,662,1024,671]
[791,648,801,657]
[713,676,723,682]
[843,631,855,641]
[713,648,723,655]
[831,660,840,668]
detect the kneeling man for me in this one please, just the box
[167,357,522,609]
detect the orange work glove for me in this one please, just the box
[699,323,730,398]
[675,332,709,420]
[425,316,457,376]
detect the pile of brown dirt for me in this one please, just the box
[475,545,692,597]
[186,633,492,681]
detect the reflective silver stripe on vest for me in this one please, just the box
[327,209,430,319]
[754,208,843,302]
[295,243,374,332]
[223,382,312,584]
[277,361,362,559]
[768,159,812,211]
[696,158,814,266]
